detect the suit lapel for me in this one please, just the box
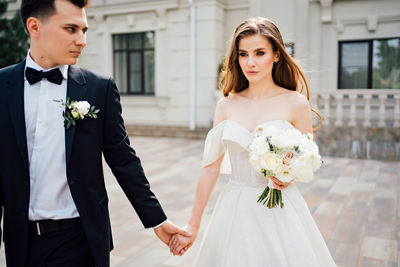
[65,65,87,167]
[7,60,29,167]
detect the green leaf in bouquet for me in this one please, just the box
[257,186,284,209]
[269,144,275,152]
[293,145,301,154]
[260,169,275,177]
[278,190,284,208]
[257,186,269,203]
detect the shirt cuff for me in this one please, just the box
[153,219,168,229]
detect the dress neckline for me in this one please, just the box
[212,119,294,134]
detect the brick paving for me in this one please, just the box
[0,136,399,267]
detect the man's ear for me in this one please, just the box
[26,17,41,38]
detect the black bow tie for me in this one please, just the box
[25,67,64,85]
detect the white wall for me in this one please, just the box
[7,0,399,127]
[83,0,400,126]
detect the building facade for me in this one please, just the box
[5,0,400,159]
[77,0,399,129]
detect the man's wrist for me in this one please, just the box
[153,219,168,229]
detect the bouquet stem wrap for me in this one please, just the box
[257,179,284,208]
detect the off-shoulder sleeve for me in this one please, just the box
[202,122,226,167]
[201,121,231,174]
[202,121,231,174]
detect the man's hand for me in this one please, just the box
[169,224,198,256]
[170,234,191,256]
[153,220,192,246]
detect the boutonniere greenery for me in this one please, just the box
[54,97,100,129]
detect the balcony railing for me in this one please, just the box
[311,89,400,128]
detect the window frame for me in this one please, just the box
[112,31,155,95]
[285,42,295,57]
[338,37,400,89]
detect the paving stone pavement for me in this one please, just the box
[0,136,399,267]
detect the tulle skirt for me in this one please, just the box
[194,182,336,267]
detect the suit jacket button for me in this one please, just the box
[24,180,29,186]
[69,180,75,185]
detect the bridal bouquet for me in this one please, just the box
[248,124,322,209]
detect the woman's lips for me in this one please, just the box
[246,71,258,75]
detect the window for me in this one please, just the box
[338,38,400,89]
[113,32,155,95]
[285,42,295,57]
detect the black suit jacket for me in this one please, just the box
[0,60,167,267]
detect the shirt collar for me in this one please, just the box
[25,50,69,81]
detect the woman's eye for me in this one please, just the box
[239,53,247,57]
[256,51,265,56]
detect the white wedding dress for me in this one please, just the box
[194,120,336,267]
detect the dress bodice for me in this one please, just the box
[202,120,297,186]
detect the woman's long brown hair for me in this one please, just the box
[219,17,321,130]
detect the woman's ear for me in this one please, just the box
[275,49,280,62]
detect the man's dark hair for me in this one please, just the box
[20,0,89,30]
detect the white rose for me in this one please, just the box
[292,155,314,182]
[249,151,261,167]
[277,129,302,148]
[249,136,269,155]
[260,126,279,141]
[307,152,322,171]
[299,135,319,153]
[263,125,281,135]
[304,141,319,154]
[275,166,295,183]
[262,153,282,173]
[71,101,90,119]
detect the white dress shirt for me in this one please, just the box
[24,51,79,221]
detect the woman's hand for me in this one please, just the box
[270,176,291,190]
[169,224,199,256]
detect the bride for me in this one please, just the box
[169,17,336,267]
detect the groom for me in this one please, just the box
[0,0,190,266]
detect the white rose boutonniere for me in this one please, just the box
[54,97,100,129]
[71,101,90,119]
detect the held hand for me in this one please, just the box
[170,234,191,256]
[270,176,291,190]
[169,224,198,256]
[153,220,192,246]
